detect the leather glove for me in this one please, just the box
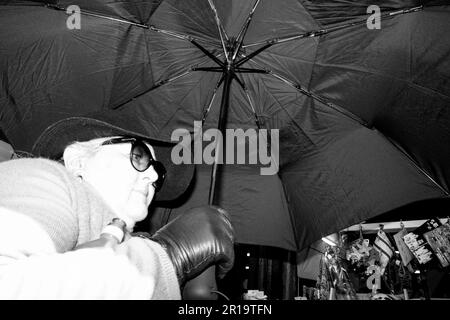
[148,206,234,286]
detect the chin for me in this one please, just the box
[132,208,150,223]
[114,205,148,230]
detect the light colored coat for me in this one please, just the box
[0,158,180,299]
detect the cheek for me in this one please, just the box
[111,169,141,195]
[85,157,138,194]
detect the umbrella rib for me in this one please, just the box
[271,72,367,126]
[150,26,225,66]
[149,25,223,53]
[192,67,224,72]
[118,55,222,107]
[233,74,262,129]
[376,132,450,196]
[243,5,424,48]
[201,74,225,125]
[255,77,318,148]
[235,42,274,68]
[243,58,368,126]
[206,0,231,62]
[190,39,225,67]
[232,0,262,61]
[121,70,192,104]
[44,3,221,48]
[235,67,268,74]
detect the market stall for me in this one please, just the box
[298,217,450,300]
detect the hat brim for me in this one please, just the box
[32,116,195,202]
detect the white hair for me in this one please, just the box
[62,137,117,174]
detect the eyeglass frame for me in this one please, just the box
[100,137,166,191]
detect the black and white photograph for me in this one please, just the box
[0,0,449,314]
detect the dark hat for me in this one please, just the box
[31,111,194,202]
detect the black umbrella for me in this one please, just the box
[1,0,449,251]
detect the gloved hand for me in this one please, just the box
[148,206,234,286]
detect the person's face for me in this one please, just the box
[80,138,160,230]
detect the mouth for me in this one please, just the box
[132,189,148,197]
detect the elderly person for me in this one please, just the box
[0,115,234,299]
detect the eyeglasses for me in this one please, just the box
[101,137,166,191]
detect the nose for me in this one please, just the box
[141,164,159,186]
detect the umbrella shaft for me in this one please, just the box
[208,68,233,205]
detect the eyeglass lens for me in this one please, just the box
[130,140,166,191]
[131,143,151,172]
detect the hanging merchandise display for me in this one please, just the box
[423,223,450,268]
[341,227,419,299]
[337,217,450,299]
[316,246,357,300]
[393,223,415,268]
[316,248,333,300]
[397,260,413,299]
[345,226,378,268]
[313,217,450,300]
[383,251,414,296]
[344,229,381,293]
[346,238,373,265]
[402,218,442,266]
[373,228,395,275]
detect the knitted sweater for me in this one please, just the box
[0,158,180,299]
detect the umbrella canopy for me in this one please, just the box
[0,0,449,251]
